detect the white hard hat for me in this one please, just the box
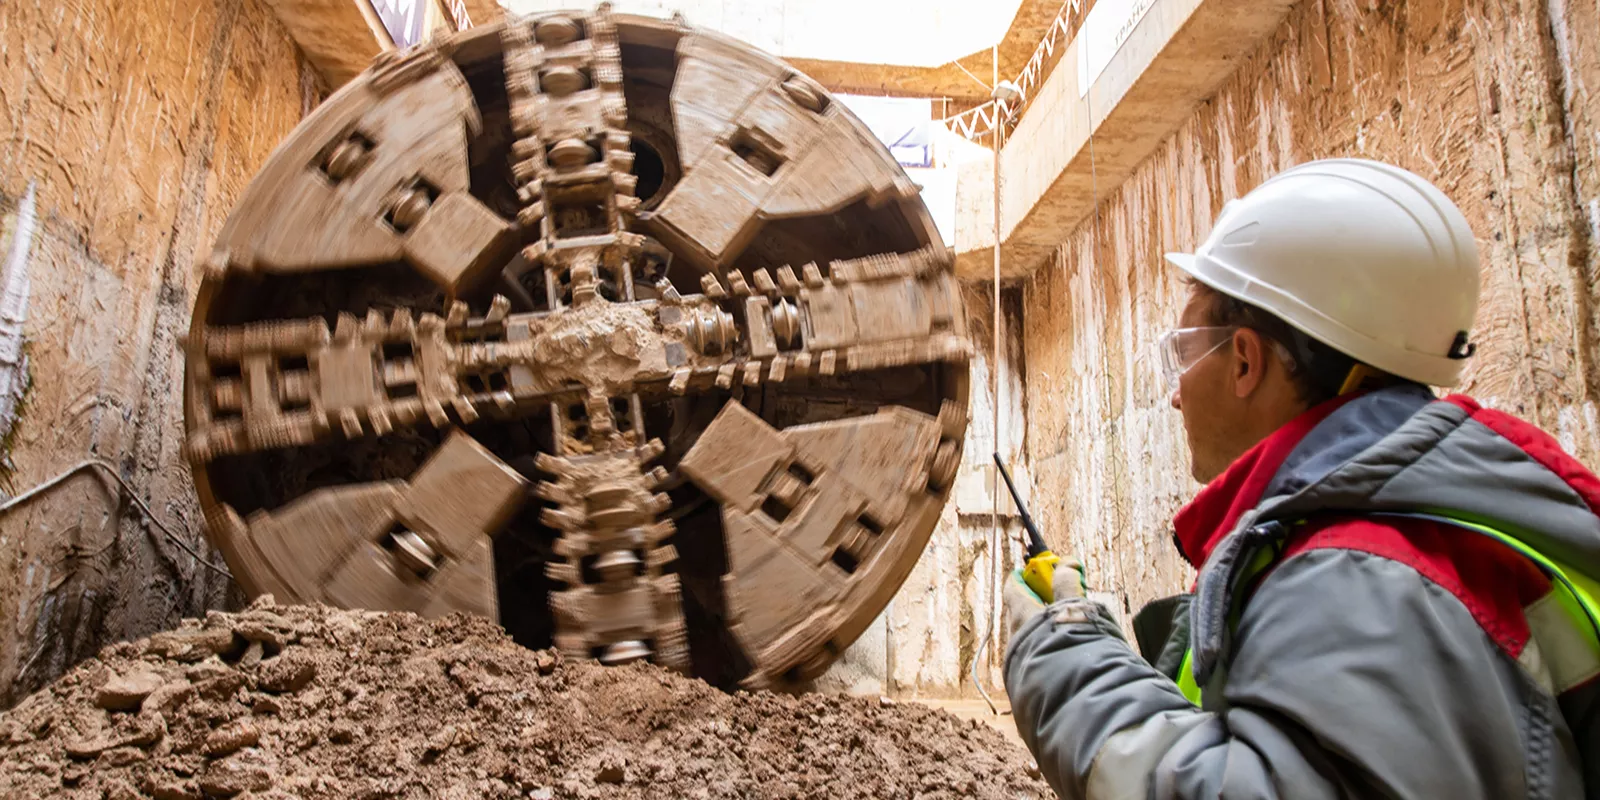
[1165,158,1480,387]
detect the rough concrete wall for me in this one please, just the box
[1023,0,1600,626]
[895,283,1027,697]
[1550,0,1600,437]
[0,0,311,705]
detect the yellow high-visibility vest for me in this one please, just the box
[1177,512,1600,706]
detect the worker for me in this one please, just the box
[1003,158,1599,798]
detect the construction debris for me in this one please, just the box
[0,599,1048,799]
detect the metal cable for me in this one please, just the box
[936,0,1085,140]
[968,0,1107,716]
[952,60,995,94]
[0,459,232,579]
[972,45,1009,715]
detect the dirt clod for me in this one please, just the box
[0,604,1048,799]
[535,650,559,675]
[148,626,237,663]
[95,667,166,711]
[102,777,141,800]
[594,758,626,784]
[203,721,260,757]
[239,640,266,669]
[198,748,276,796]
[144,775,200,800]
[256,651,316,694]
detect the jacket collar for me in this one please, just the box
[1172,393,1363,568]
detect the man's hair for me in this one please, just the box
[1190,281,1359,406]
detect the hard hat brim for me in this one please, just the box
[1162,249,1464,387]
[1164,249,1240,309]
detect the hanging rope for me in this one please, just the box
[968,0,1107,714]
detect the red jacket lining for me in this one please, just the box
[1278,517,1551,659]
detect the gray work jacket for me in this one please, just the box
[1006,385,1599,798]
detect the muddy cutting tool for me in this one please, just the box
[993,453,1063,602]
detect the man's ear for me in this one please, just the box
[1230,328,1269,399]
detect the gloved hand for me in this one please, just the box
[1003,568,1047,637]
[1003,555,1089,636]
[1050,554,1088,601]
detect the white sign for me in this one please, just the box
[1077,0,1159,98]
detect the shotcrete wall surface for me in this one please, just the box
[1024,0,1600,625]
[0,0,315,704]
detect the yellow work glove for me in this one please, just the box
[1003,555,1088,637]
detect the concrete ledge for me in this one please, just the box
[461,0,503,26]
[264,0,391,87]
[266,0,503,89]
[783,0,1072,104]
[954,0,1296,279]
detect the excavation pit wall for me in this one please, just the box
[1021,0,1600,625]
[0,0,321,705]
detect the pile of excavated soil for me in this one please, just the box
[0,598,1049,799]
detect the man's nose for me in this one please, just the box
[1169,387,1181,410]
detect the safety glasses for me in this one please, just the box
[1155,326,1236,390]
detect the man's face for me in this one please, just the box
[1169,288,1246,483]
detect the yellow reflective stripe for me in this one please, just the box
[1177,648,1201,705]
[1242,545,1280,588]
[1458,522,1600,691]
[1179,543,1279,706]
[1410,513,1600,648]
[1172,512,1600,707]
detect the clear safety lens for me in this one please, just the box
[1156,326,1235,390]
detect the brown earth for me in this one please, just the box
[0,598,1049,799]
